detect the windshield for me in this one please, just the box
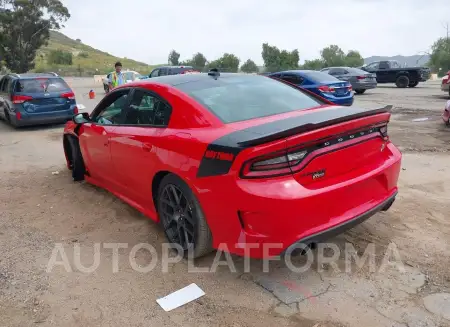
[175,75,323,123]
[15,78,70,93]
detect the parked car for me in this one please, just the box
[102,70,144,93]
[148,66,198,78]
[320,67,377,95]
[443,100,450,126]
[441,71,450,96]
[0,73,78,128]
[62,72,401,259]
[360,60,430,88]
[267,70,354,106]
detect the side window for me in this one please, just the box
[125,89,172,126]
[93,90,130,125]
[159,68,168,76]
[367,62,380,70]
[390,61,400,68]
[330,68,346,75]
[0,77,5,92]
[281,74,304,85]
[0,77,10,93]
[269,73,282,79]
[150,69,159,78]
[379,62,390,69]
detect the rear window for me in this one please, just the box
[15,78,70,93]
[175,75,323,123]
[300,71,340,83]
[347,67,369,75]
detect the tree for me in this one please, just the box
[261,43,299,72]
[345,50,364,67]
[0,0,70,72]
[168,49,180,65]
[320,45,346,67]
[207,53,240,72]
[301,59,325,70]
[240,59,259,73]
[428,37,450,74]
[181,52,208,71]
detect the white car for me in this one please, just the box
[102,70,144,93]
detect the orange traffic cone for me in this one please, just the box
[89,90,95,99]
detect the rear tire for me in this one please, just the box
[355,89,366,94]
[408,81,419,88]
[67,137,86,181]
[157,174,213,259]
[395,75,409,88]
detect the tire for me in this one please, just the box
[157,174,213,259]
[395,75,409,88]
[355,89,366,94]
[4,110,18,129]
[408,81,419,88]
[67,137,86,181]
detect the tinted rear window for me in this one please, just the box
[300,71,340,82]
[15,78,70,93]
[347,67,369,75]
[175,75,323,123]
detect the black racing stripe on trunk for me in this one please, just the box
[196,105,391,178]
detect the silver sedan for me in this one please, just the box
[321,67,377,94]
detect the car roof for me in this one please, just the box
[128,72,254,87]
[154,66,193,69]
[7,73,59,79]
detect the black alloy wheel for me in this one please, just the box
[159,184,196,251]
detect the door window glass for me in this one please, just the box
[150,69,160,78]
[94,90,129,125]
[125,89,172,126]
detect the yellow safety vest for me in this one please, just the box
[110,72,124,88]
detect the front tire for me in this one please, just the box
[395,75,410,88]
[355,89,366,94]
[67,137,86,181]
[408,81,419,88]
[157,174,213,259]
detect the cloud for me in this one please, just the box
[60,0,450,65]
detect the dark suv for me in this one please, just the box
[148,66,197,78]
[0,73,78,127]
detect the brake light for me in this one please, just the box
[241,125,388,178]
[356,76,366,80]
[12,95,33,104]
[318,85,335,93]
[347,85,353,91]
[16,112,22,120]
[241,149,308,178]
[73,106,79,114]
[61,91,75,100]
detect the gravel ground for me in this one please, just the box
[0,79,449,327]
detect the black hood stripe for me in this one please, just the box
[197,105,391,178]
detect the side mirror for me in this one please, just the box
[73,112,90,124]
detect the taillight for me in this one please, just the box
[356,76,366,80]
[241,125,388,178]
[347,85,353,91]
[241,150,308,178]
[16,112,22,120]
[12,95,33,104]
[61,91,75,100]
[318,85,335,93]
[73,106,79,114]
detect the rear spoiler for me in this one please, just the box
[235,105,392,148]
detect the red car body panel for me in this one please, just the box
[64,75,402,258]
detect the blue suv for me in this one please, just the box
[0,73,78,128]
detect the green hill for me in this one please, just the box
[34,31,159,76]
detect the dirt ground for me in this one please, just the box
[0,79,449,327]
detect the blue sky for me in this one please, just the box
[60,0,450,65]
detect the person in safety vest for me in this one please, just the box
[108,61,126,90]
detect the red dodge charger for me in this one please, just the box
[63,71,402,258]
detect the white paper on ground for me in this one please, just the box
[77,104,86,110]
[156,283,205,312]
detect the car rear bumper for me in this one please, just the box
[353,81,377,90]
[11,108,76,127]
[197,142,402,258]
